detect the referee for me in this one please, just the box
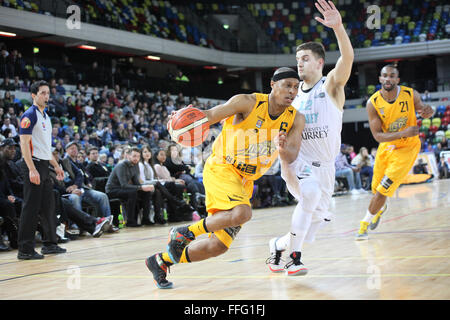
[17,80,66,260]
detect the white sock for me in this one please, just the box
[362,209,374,223]
[290,204,313,252]
[275,233,290,251]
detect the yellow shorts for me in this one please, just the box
[372,141,421,197]
[203,159,254,247]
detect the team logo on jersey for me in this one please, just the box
[314,92,326,99]
[256,119,263,129]
[21,117,31,129]
[388,117,407,132]
[380,176,393,190]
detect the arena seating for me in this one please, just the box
[1,0,211,48]
[192,0,450,53]
[2,0,449,53]
[419,102,450,146]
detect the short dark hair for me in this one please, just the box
[130,147,141,154]
[296,42,325,62]
[381,64,399,76]
[88,147,98,155]
[30,80,49,95]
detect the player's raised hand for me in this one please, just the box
[314,0,342,29]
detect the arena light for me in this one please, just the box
[78,45,97,50]
[0,31,16,37]
[146,55,161,61]
[223,24,229,30]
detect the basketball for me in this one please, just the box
[168,105,210,147]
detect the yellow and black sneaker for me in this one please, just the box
[145,254,173,289]
[167,227,195,264]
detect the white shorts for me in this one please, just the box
[281,158,335,221]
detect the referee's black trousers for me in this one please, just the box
[18,159,57,253]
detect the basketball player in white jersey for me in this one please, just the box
[266,0,354,276]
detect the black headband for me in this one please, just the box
[272,70,300,82]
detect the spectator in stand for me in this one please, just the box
[413,158,429,174]
[335,144,366,195]
[347,145,356,162]
[1,138,24,199]
[0,153,19,251]
[3,91,15,112]
[61,142,114,222]
[50,148,112,239]
[351,147,373,191]
[12,76,21,91]
[56,78,66,96]
[438,157,449,179]
[1,116,17,137]
[1,77,15,91]
[7,50,25,79]
[86,147,110,178]
[105,147,154,227]
[369,147,377,166]
[164,144,205,211]
[0,47,9,78]
[154,147,186,199]
[139,145,192,223]
[421,90,432,102]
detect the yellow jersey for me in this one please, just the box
[370,85,420,148]
[208,93,297,181]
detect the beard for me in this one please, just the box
[382,83,395,91]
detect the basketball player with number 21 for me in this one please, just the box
[145,67,306,289]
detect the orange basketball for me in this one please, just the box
[168,105,210,147]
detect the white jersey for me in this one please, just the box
[292,77,343,167]
[281,77,344,222]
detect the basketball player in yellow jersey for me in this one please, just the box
[355,64,434,240]
[145,67,305,289]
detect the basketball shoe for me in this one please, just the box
[145,254,173,289]
[369,204,387,230]
[284,252,308,276]
[355,221,369,240]
[167,227,195,264]
[266,237,284,273]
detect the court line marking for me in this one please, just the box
[0,273,449,281]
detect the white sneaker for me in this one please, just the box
[285,252,308,276]
[56,224,68,241]
[350,189,361,195]
[266,237,284,273]
[93,217,110,238]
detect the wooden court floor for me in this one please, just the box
[1,179,449,300]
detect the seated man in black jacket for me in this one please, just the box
[86,147,110,178]
[105,147,154,227]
